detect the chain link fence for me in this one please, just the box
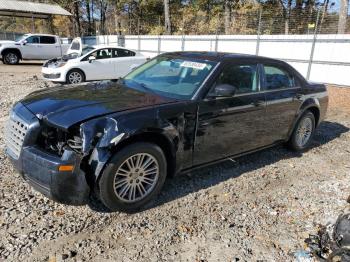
[110,7,349,36]
[0,31,23,41]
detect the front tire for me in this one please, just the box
[4,52,19,65]
[66,69,85,84]
[98,142,167,213]
[288,111,316,151]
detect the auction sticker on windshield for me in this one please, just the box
[180,61,207,70]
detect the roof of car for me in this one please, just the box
[92,45,132,50]
[25,33,57,37]
[161,51,283,63]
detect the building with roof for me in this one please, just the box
[0,0,71,38]
[0,0,71,18]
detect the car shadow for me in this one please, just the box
[0,61,44,66]
[17,62,44,66]
[88,121,349,213]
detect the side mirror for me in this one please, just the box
[22,40,27,46]
[88,56,96,63]
[210,84,236,97]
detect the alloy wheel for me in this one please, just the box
[113,153,159,203]
[68,72,83,84]
[295,117,313,147]
[5,53,18,64]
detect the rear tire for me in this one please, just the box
[4,51,19,65]
[288,111,315,151]
[98,142,167,213]
[66,69,85,84]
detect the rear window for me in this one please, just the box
[112,49,135,57]
[40,36,56,44]
[264,65,295,90]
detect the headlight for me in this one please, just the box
[58,62,67,68]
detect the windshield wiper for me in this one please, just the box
[125,79,156,95]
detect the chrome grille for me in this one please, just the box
[5,113,29,159]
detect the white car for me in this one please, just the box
[42,40,147,84]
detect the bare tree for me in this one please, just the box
[224,0,231,34]
[99,0,108,35]
[278,0,293,34]
[163,0,171,34]
[86,0,94,35]
[338,0,349,34]
[74,1,81,36]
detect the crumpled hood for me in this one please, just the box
[20,81,176,130]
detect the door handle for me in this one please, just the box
[200,122,211,127]
[252,100,265,107]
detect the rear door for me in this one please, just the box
[261,62,304,143]
[194,60,267,165]
[79,48,115,80]
[110,48,142,78]
[39,36,61,59]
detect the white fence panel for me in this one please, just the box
[259,35,313,60]
[118,34,350,86]
[160,36,182,52]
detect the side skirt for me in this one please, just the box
[178,140,285,175]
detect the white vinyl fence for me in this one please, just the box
[93,34,350,86]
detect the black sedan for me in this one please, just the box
[5,52,328,212]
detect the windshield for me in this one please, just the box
[81,46,95,56]
[122,56,216,100]
[15,34,28,42]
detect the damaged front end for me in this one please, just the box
[36,116,127,197]
[42,53,78,68]
[79,117,125,181]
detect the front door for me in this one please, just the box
[194,61,267,165]
[80,48,115,80]
[21,35,40,59]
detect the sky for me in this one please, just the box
[327,0,350,14]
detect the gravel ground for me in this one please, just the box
[0,64,349,262]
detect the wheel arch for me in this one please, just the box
[1,48,22,60]
[109,131,177,178]
[86,131,177,197]
[287,98,321,139]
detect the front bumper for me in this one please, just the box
[41,66,66,82]
[7,146,90,205]
[5,103,89,205]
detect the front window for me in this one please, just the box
[26,36,40,44]
[122,56,216,99]
[214,63,259,95]
[89,48,112,60]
